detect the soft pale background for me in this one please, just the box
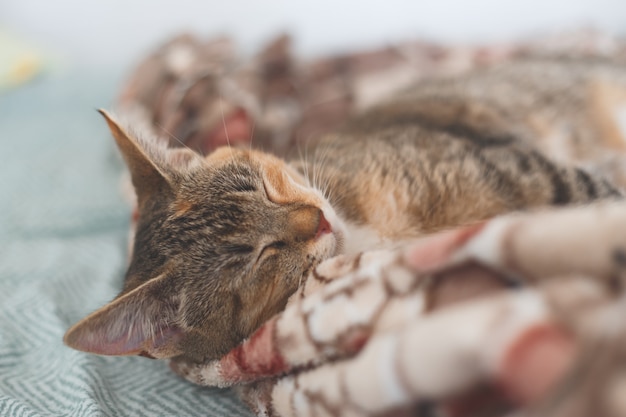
[0,1,625,416]
[3,0,626,71]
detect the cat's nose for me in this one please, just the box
[287,206,330,242]
[316,211,332,239]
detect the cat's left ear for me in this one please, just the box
[63,273,184,359]
[98,109,174,207]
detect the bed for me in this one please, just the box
[4,30,626,416]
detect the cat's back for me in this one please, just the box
[295,57,625,247]
[343,56,626,153]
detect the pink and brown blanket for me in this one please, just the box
[119,30,626,417]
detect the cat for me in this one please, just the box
[64,57,625,364]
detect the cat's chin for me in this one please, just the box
[313,229,341,262]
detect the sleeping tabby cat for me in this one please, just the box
[65,57,624,363]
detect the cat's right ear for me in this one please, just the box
[98,109,172,206]
[63,272,184,359]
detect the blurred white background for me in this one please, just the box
[2,0,626,70]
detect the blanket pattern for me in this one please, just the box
[116,30,626,416]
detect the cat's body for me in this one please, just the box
[65,57,624,363]
[295,57,625,253]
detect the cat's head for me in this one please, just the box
[63,110,344,363]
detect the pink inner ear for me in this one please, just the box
[64,305,183,357]
[97,324,184,357]
[205,108,253,151]
[66,320,183,357]
[64,272,184,358]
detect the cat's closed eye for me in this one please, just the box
[256,241,287,264]
[225,244,255,255]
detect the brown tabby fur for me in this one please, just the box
[65,57,624,363]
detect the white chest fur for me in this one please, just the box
[342,222,388,255]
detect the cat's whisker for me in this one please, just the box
[305,146,312,188]
[248,119,256,153]
[322,177,333,202]
[297,142,312,188]
[155,124,185,149]
[155,123,207,167]
[219,96,249,180]
[310,148,317,190]
[156,123,199,153]
[317,159,342,205]
[296,134,312,187]
[219,96,241,172]
[219,97,232,151]
[312,142,333,197]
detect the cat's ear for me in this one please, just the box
[63,273,184,359]
[98,109,172,206]
[168,147,203,169]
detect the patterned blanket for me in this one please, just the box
[171,201,626,417]
[116,30,626,416]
